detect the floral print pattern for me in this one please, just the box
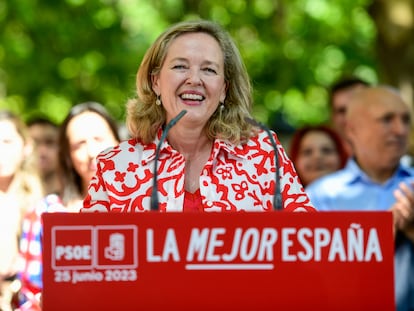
[82,129,315,213]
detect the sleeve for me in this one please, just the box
[274,133,316,212]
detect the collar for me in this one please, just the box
[211,138,250,160]
[344,157,414,185]
[155,127,250,161]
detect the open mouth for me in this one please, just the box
[180,93,205,101]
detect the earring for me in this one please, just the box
[219,102,224,119]
[156,95,161,106]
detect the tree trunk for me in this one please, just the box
[368,0,414,106]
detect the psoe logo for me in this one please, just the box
[95,225,138,269]
[52,226,94,270]
[105,233,125,261]
[51,225,138,270]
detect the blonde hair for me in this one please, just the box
[126,19,255,145]
[0,110,44,226]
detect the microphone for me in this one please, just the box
[150,110,188,211]
[245,117,283,211]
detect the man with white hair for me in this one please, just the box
[307,86,414,311]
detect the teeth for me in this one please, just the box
[181,93,203,100]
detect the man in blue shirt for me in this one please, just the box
[307,86,414,311]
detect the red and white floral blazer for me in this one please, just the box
[82,129,315,213]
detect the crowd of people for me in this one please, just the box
[0,102,121,310]
[0,19,413,311]
[304,85,414,311]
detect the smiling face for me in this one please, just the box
[295,130,342,186]
[0,120,25,180]
[66,111,118,186]
[152,32,227,127]
[346,87,411,176]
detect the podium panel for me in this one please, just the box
[41,211,395,311]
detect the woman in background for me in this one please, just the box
[0,110,43,311]
[18,102,120,310]
[289,125,348,187]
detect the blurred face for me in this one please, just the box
[67,112,118,184]
[29,123,59,176]
[346,89,411,171]
[331,85,366,138]
[0,120,25,179]
[295,131,341,186]
[152,32,227,127]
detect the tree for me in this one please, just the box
[0,0,387,131]
[369,0,414,106]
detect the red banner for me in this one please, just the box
[42,211,395,311]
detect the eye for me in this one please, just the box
[321,147,336,155]
[172,64,187,70]
[203,67,217,74]
[334,107,346,115]
[402,114,411,125]
[1,138,13,144]
[70,141,85,152]
[94,136,106,143]
[382,115,393,123]
[300,148,313,157]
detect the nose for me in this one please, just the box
[186,68,202,85]
[393,118,410,136]
[85,140,102,159]
[311,150,325,162]
[313,150,323,158]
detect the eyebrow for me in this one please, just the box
[376,111,411,120]
[169,57,220,68]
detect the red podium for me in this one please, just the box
[41,211,395,311]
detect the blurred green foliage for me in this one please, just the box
[0,0,377,131]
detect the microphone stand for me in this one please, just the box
[245,117,283,211]
[150,110,187,211]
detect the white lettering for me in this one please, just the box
[146,229,161,262]
[222,228,278,262]
[187,228,209,261]
[240,228,259,261]
[257,228,278,261]
[365,229,382,261]
[314,228,330,261]
[222,228,242,261]
[55,245,91,260]
[297,228,313,261]
[328,229,346,261]
[146,229,180,262]
[163,229,180,261]
[147,225,382,265]
[206,228,225,261]
[187,227,278,263]
[72,270,103,284]
[348,223,363,261]
[56,246,65,260]
[282,228,296,261]
[283,225,383,263]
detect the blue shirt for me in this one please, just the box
[306,158,414,211]
[306,158,414,311]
